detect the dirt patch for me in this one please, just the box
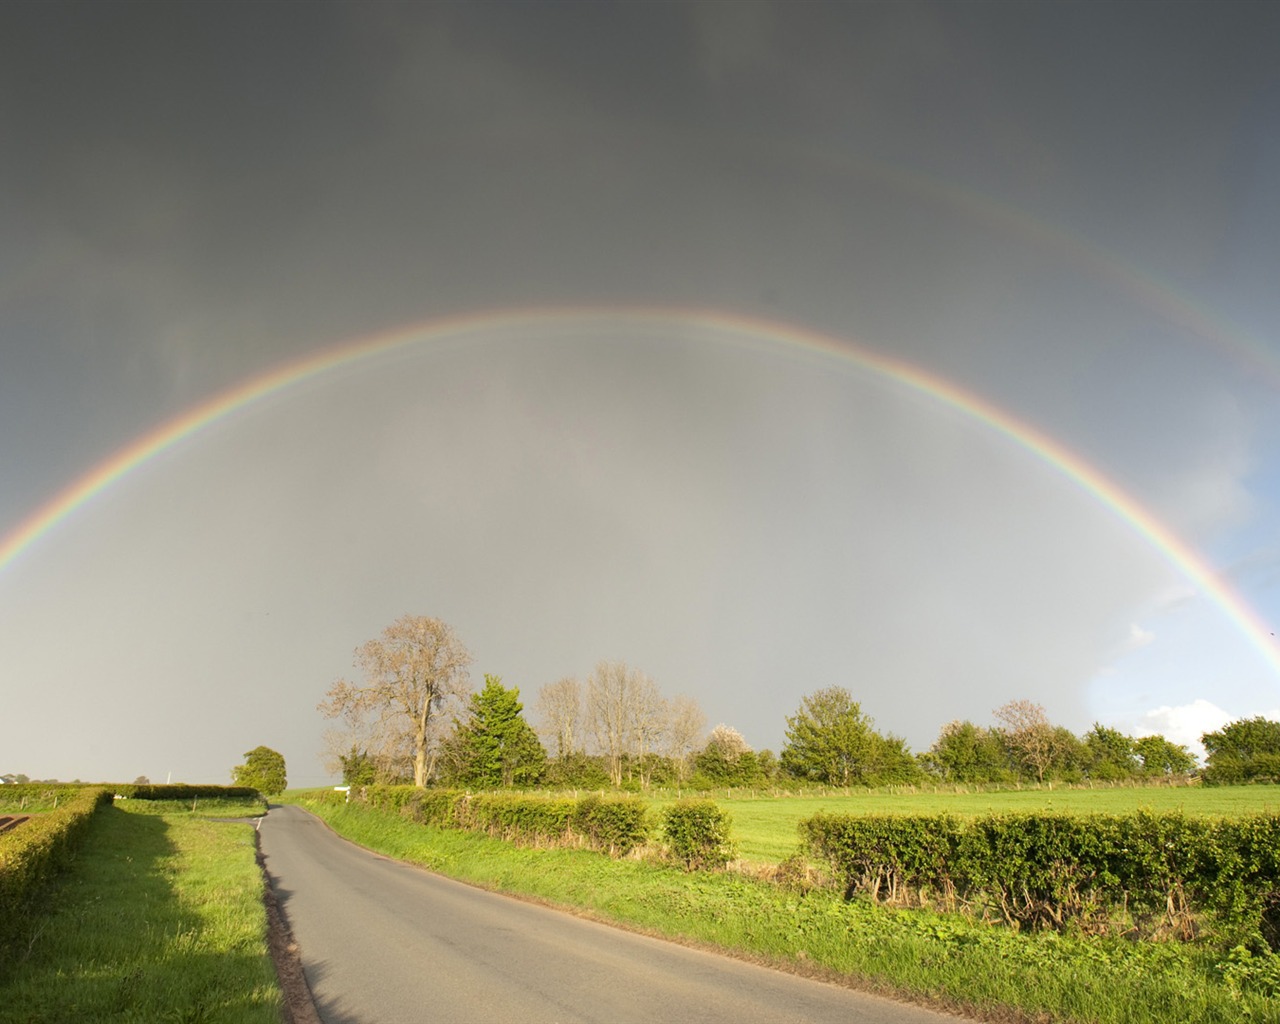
[255,833,322,1024]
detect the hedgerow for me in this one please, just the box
[801,811,1280,946]
[344,786,651,856]
[112,784,261,801]
[0,786,113,960]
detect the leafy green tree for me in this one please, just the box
[781,687,892,786]
[869,732,926,784]
[1048,726,1088,782]
[922,720,1014,783]
[1133,734,1197,776]
[338,746,377,786]
[231,745,287,795]
[448,675,546,788]
[1202,717,1280,785]
[1081,723,1137,780]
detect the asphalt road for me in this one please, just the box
[258,804,965,1024]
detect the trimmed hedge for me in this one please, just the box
[0,786,113,958]
[661,799,736,870]
[112,784,262,801]
[801,811,1280,944]
[349,786,651,856]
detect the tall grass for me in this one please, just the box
[290,793,1280,1024]
[0,803,280,1023]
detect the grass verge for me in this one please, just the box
[288,794,1280,1024]
[0,803,281,1024]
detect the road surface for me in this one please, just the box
[257,804,965,1024]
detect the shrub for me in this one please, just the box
[661,799,736,870]
[571,795,650,856]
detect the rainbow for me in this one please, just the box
[2,306,1277,675]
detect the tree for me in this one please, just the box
[232,746,287,795]
[319,615,472,787]
[1082,723,1137,780]
[337,745,378,786]
[993,700,1057,784]
[1134,734,1197,776]
[663,695,707,782]
[446,675,546,788]
[695,724,757,784]
[1202,716,1280,785]
[922,720,1014,783]
[780,687,884,786]
[536,677,583,759]
[584,660,666,787]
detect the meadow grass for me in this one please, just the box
[289,793,1280,1024]
[642,782,1280,864]
[0,802,281,1023]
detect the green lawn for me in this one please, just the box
[0,801,281,1023]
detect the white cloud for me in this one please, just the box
[1134,699,1235,760]
[1127,623,1155,650]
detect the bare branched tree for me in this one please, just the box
[319,615,472,787]
[535,676,583,759]
[665,696,707,780]
[993,699,1056,784]
[585,660,669,786]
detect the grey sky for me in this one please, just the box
[2,2,1278,783]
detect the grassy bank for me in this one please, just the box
[0,801,280,1023]
[288,793,1280,1023]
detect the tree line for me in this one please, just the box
[317,615,1280,791]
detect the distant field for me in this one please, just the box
[648,783,1280,864]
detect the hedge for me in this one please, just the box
[801,811,1280,944]
[348,786,651,856]
[0,786,113,959]
[111,784,262,801]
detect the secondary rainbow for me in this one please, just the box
[2,306,1277,675]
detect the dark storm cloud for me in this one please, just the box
[2,1,1278,780]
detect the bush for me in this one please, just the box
[570,795,650,856]
[661,800,736,870]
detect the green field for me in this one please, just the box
[643,782,1280,864]
[0,798,280,1023]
